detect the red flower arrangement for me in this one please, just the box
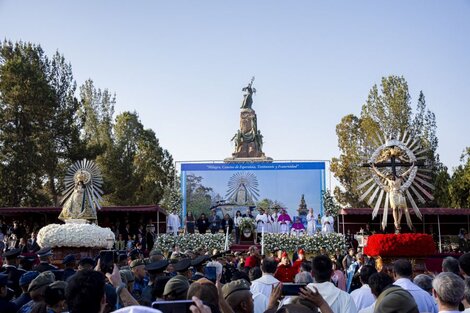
[364,233,436,257]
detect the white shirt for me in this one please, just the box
[250,274,280,299]
[350,284,375,311]
[252,291,268,313]
[358,301,375,313]
[321,215,334,233]
[307,281,357,313]
[306,212,315,235]
[167,213,180,233]
[234,216,243,227]
[394,278,438,313]
[255,214,268,233]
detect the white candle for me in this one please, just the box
[261,226,265,255]
[224,226,229,251]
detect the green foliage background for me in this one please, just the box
[0,41,175,207]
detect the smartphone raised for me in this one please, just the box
[99,250,118,274]
[281,283,307,296]
[204,266,217,283]
[152,300,195,313]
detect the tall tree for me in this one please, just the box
[449,148,470,208]
[100,111,174,205]
[185,174,212,217]
[331,76,443,207]
[0,41,56,206]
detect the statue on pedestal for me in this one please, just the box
[359,134,435,232]
[59,159,103,224]
[228,77,271,161]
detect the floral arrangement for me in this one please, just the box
[363,233,436,257]
[154,233,232,253]
[239,217,256,232]
[322,190,341,217]
[37,222,115,248]
[263,233,346,254]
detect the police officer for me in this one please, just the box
[0,274,17,313]
[13,271,39,309]
[191,255,209,281]
[1,248,25,297]
[173,258,192,281]
[33,248,58,273]
[141,259,169,306]
[130,259,148,302]
[62,254,76,281]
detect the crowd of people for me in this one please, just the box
[0,219,160,258]
[167,208,336,241]
[2,237,470,313]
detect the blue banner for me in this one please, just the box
[180,161,326,222]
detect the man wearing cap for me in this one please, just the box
[18,253,37,271]
[33,247,58,273]
[77,257,95,271]
[222,279,254,313]
[141,259,169,306]
[0,273,17,313]
[13,271,39,309]
[163,275,189,300]
[62,254,76,281]
[130,259,148,302]
[174,258,192,280]
[18,270,55,313]
[191,255,208,281]
[1,248,25,297]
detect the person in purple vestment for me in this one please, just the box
[278,209,292,234]
[291,216,305,237]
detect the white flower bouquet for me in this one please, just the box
[264,233,346,255]
[239,217,256,232]
[154,233,232,253]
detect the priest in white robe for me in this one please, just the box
[321,212,334,234]
[271,208,280,234]
[167,210,180,236]
[255,208,268,240]
[306,208,316,235]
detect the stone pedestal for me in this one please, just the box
[227,108,272,162]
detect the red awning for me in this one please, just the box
[0,205,166,214]
[340,208,470,216]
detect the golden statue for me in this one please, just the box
[59,160,103,224]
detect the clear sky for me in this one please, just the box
[1,1,469,187]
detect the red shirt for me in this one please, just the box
[274,264,295,282]
[292,259,303,274]
[245,255,260,268]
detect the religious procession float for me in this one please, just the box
[37,159,115,263]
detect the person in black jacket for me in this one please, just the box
[33,248,58,273]
[0,248,25,297]
[196,213,209,234]
[221,214,234,235]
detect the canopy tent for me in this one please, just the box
[0,205,168,234]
